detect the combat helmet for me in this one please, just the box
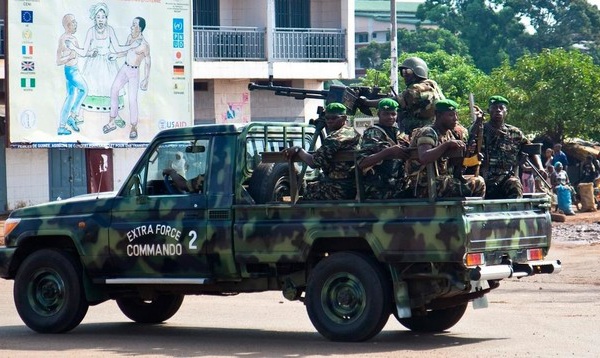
[399,57,429,79]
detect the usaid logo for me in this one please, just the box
[158,119,189,130]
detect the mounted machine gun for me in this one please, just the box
[248,80,390,117]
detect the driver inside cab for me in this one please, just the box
[162,168,204,193]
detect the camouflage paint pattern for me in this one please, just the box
[0,122,554,309]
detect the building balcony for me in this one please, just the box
[193,26,346,62]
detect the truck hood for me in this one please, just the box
[9,191,118,219]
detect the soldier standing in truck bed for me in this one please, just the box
[359,57,445,137]
[283,102,360,200]
[357,98,412,199]
[470,95,540,199]
[396,57,446,136]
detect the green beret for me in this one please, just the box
[489,95,509,106]
[325,102,346,115]
[435,99,459,112]
[378,98,399,111]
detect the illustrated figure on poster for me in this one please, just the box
[56,14,88,135]
[77,2,130,114]
[103,17,151,140]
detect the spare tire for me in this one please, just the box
[248,163,291,203]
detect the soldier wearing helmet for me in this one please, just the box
[396,57,446,136]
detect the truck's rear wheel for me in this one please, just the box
[396,303,468,332]
[306,252,391,342]
[116,294,184,323]
[14,249,89,333]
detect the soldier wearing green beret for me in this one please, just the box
[468,95,542,199]
[283,102,361,200]
[357,98,412,199]
[407,99,486,198]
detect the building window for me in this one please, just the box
[194,0,219,26]
[355,32,369,43]
[276,0,310,28]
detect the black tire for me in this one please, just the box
[14,249,89,333]
[305,252,391,342]
[116,294,184,324]
[396,303,468,332]
[248,162,291,203]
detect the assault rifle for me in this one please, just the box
[248,80,390,116]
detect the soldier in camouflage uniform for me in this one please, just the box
[397,57,445,136]
[408,99,486,198]
[357,98,412,199]
[283,102,360,200]
[469,96,535,199]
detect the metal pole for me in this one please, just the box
[390,0,399,94]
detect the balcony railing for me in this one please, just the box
[194,26,266,61]
[273,28,346,61]
[193,26,346,62]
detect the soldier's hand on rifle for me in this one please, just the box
[473,105,485,123]
[282,146,301,160]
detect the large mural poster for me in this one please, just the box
[7,0,193,147]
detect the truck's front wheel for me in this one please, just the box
[116,294,184,323]
[305,252,391,342]
[396,303,468,332]
[14,249,89,333]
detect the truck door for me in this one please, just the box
[107,137,211,279]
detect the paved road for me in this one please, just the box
[0,242,598,357]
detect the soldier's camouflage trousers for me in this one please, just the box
[485,175,523,199]
[412,175,486,198]
[302,178,356,201]
[364,177,412,200]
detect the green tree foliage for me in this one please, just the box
[417,0,527,73]
[356,28,469,70]
[506,0,600,52]
[418,0,600,71]
[356,42,389,70]
[474,49,600,142]
[397,28,470,57]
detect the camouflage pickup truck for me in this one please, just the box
[0,122,561,342]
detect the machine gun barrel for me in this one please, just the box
[248,83,329,100]
[249,81,390,116]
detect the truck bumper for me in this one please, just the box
[469,260,562,281]
[0,247,17,278]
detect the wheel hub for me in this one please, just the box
[31,272,65,315]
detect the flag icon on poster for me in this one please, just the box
[21,10,33,23]
[20,78,36,88]
[21,45,34,55]
[173,65,184,76]
[21,61,35,72]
